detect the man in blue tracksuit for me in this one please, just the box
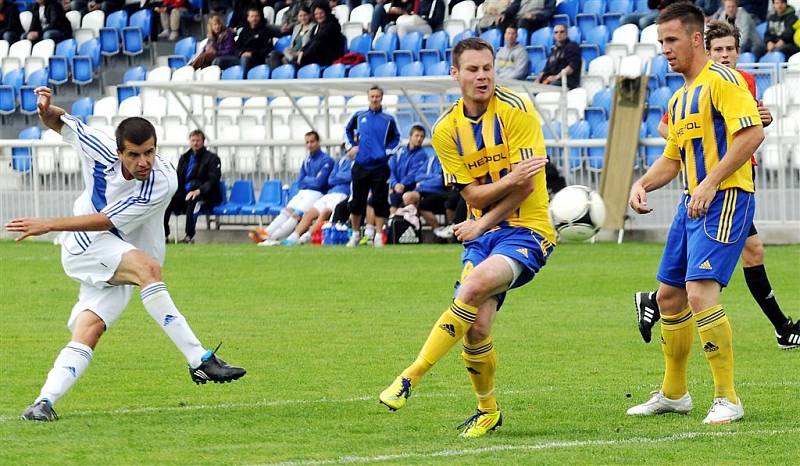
[403,148,461,239]
[344,85,401,247]
[388,125,428,213]
[282,151,354,245]
[253,130,334,245]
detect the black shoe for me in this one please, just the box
[776,318,800,350]
[20,400,58,422]
[179,236,194,244]
[635,291,660,343]
[189,344,246,384]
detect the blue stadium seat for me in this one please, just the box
[269,182,299,215]
[392,50,413,71]
[122,27,144,58]
[400,61,423,77]
[271,63,295,79]
[585,25,609,54]
[634,0,649,10]
[71,97,94,122]
[168,36,197,69]
[567,120,590,170]
[553,0,578,26]
[579,43,600,68]
[647,86,672,109]
[584,107,607,133]
[576,13,599,39]
[568,25,581,43]
[665,72,683,93]
[12,126,41,172]
[348,62,370,78]
[451,29,476,47]
[581,0,606,14]
[20,69,48,115]
[55,38,77,60]
[607,0,631,13]
[47,57,67,86]
[529,27,553,50]
[2,67,23,98]
[480,28,502,50]
[602,12,622,32]
[759,51,785,64]
[213,180,255,215]
[748,70,771,100]
[368,32,397,70]
[526,45,546,74]
[222,65,244,80]
[374,62,398,77]
[645,106,664,136]
[128,9,152,42]
[425,60,448,76]
[297,63,321,79]
[274,35,292,54]
[587,120,608,170]
[738,51,756,64]
[349,33,371,55]
[99,10,128,57]
[240,180,282,215]
[0,85,15,116]
[591,87,612,115]
[648,54,668,89]
[247,64,270,79]
[542,119,562,159]
[644,140,662,167]
[419,49,440,72]
[756,21,767,39]
[396,31,423,59]
[117,65,145,101]
[420,30,448,60]
[322,63,345,78]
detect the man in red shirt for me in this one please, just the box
[638,20,800,350]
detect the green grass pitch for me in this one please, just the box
[1,241,798,465]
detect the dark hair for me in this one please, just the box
[189,129,206,140]
[298,4,311,15]
[116,117,157,151]
[305,130,320,141]
[452,37,495,68]
[310,0,331,21]
[705,19,740,51]
[657,2,705,35]
[410,124,426,137]
[368,85,384,96]
[247,6,264,17]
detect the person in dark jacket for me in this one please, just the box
[190,14,236,69]
[214,6,275,72]
[163,130,223,243]
[502,0,555,32]
[765,0,799,58]
[537,23,581,89]
[0,0,23,43]
[297,0,345,67]
[418,0,445,30]
[26,0,72,43]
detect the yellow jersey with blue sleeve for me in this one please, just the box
[663,60,761,194]
[431,86,555,244]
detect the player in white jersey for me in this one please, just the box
[6,88,246,422]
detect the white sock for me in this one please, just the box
[36,341,93,405]
[286,232,300,241]
[364,225,375,240]
[272,217,299,240]
[266,211,290,236]
[141,282,206,368]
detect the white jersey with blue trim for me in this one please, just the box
[59,114,178,264]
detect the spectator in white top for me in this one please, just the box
[495,26,529,80]
[710,0,764,56]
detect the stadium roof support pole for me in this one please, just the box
[169,90,204,132]
[283,89,315,129]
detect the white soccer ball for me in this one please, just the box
[549,185,607,241]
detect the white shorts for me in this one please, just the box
[312,192,348,213]
[286,189,324,214]
[61,231,136,331]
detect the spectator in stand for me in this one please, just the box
[402,148,460,240]
[282,151,355,246]
[344,85,401,248]
[449,0,485,15]
[0,0,23,43]
[388,125,427,213]
[371,0,411,34]
[495,26,529,80]
[394,0,445,36]
[156,0,188,42]
[269,4,312,68]
[163,130,223,244]
[63,0,89,15]
[695,0,721,16]
[297,1,345,67]
[250,131,335,246]
[26,0,72,43]
[503,0,555,33]
[190,14,236,69]
[536,23,581,89]
[765,0,799,58]
[279,0,304,35]
[477,0,512,31]
[214,6,275,72]
[711,0,764,56]
[87,0,124,15]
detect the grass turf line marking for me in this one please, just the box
[262,428,800,465]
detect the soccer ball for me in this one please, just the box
[549,185,607,241]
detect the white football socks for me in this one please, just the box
[141,282,206,368]
[36,341,93,405]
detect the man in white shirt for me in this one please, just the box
[494,26,529,80]
[7,87,246,422]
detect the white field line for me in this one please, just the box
[261,428,800,466]
[2,380,799,422]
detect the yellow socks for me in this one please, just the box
[402,299,477,386]
[695,304,736,401]
[660,306,695,400]
[461,336,498,413]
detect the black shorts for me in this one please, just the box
[748,222,758,237]
[418,192,449,215]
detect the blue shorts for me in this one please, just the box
[657,188,754,288]
[457,227,554,310]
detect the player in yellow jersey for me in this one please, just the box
[378,37,555,438]
[627,3,765,425]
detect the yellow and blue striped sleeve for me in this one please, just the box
[432,119,474,186]
[708,69,762,135]
[502,94,546,164]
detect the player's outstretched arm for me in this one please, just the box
[629,156,681,214]
[5,213,114,241]
[35,87,65,133]
[459,157,546,210]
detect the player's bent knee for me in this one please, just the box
[119,250,162,286]
[742,238,764,267]
[466,322,490,343]
[656,287,687,315]
[71,310,106,348]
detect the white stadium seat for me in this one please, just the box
[618,55,643,78]
[118,95,142,116]
[19,11,32,32]
[81,10,105,35]
[611,23,640,54]
[0,40,9,59]
[66,10,82,31]
[349,3,374,29]
[93,96,119,122]
[451,0,476,24]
